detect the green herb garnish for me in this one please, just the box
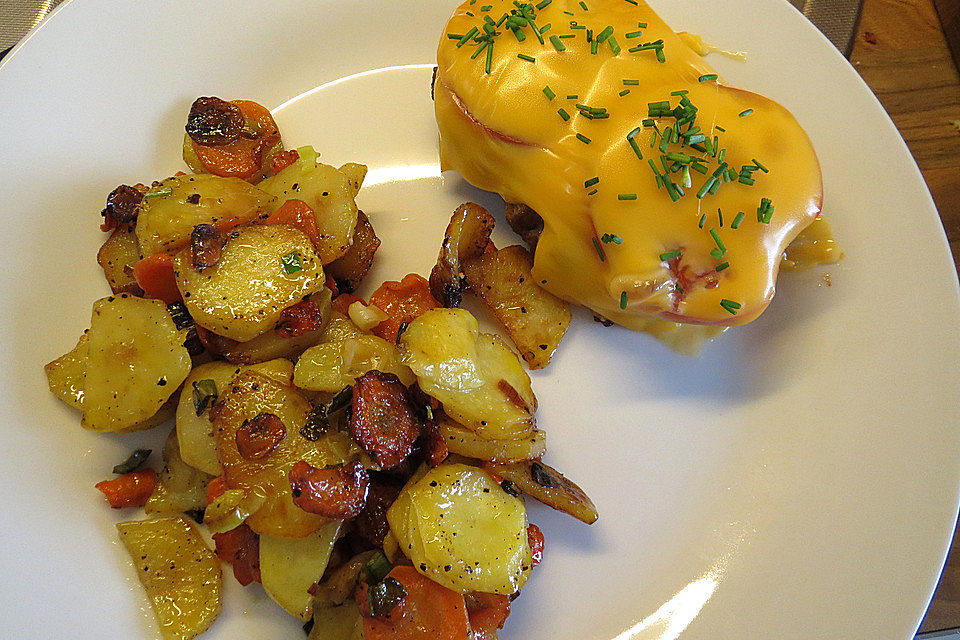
[720,299,742,314]
[368,577,407,617]
[192,379,218,416]
[542,85,556,100]
[601,233,623,244]
[281,250,303,275]
[113,449,152,475]
[659,249,681,261]
[518,53,536,62]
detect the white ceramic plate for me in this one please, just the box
[2,1,958,638]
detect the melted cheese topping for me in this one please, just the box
[435,0,823,331]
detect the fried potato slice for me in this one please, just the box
[428,202,495,307]
[146,428,212,515]
[485,459,598,525]
[437,415,545,462]
[325,211,381,292]
[97,224,142,293]
[462,244,571,369]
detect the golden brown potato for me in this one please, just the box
[213,371,359,537]
[486,459,598,525]
[337,162,367,198]
[462,244,571,369]
[174,224,325,342]
[429,202,495,307]
[294,335,415,393]
[260,520,342,620]
[96,224,142,293]
[146,429,212,516]
[44,332,89,410]
[116,516,221,640]
[324,211,380,292]
[136,174,275,256]
[81,295,191,432]
[438,415,546,462]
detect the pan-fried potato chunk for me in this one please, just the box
[387,463,531,595]
[97,225,142,293]
[136,174,275,256]
[462,244,570,369]
[257,154,359,264]
[438,415,546,462]
[429,202,495,307]
[325,211,380,291]
[486,459,598,525]
[45,332,89,410]
[337,163,367,198]
[399,308,536,440]
[294,335,414,392]
[213,371,359,537]
[174,224,324,342]
[176,359,295,476]
[116,516,221,640]
[260,520,342,621]
[146,429,212,515]
[81,295,191,432]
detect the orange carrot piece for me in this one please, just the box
[527,523,544,567]
[332,293,365,316]
[95,469,157,508]
[191,100,280,179]
[262,198,322,249]
[270,149,299,174]
[358,565,470,640]
[213,524,261,586]
[133,253,182,304]
[368,274,441,343]
[467,592,511,640]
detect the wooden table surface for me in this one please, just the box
[848,0,960,632]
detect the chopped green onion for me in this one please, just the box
[602,233,624,244]
[550,35,566,51]
[708,178,722,195]
[567,94,578,99]
[592,237,605,261]
[696,178,715,199]
[628,137,643,159]
[709,228,726,254]
[144,187,172,199]
[587,188,598,195]
[485,40,493,73]
[623,79,639,86]
[542,85,556,100]
[584,176,600,187]
[618,193,637,200]
[540,23,552,33]
[738,175,755,185]
[281,250,303,275]
[447,33,465,39]
[518,53,536,62]
[576,133,591,144]
[558,108,570,121]
[659,249,681,261]
[637,22,648,27]
[620,291,628,309]
[739,108,754,117]
[731,211,745,229]
[698,73,718,82]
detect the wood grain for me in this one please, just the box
[848,0,960,631]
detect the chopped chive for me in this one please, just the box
[584,176,600,187]
[512,27,527,41]
[626,126,641,139]
[563,10,574,15]
[481,4,492,9]
[550,35,566,51]
[624,0,638,5]
[738,175,755,185]
[696,178,715,199]
[281,250,303,275]
[457,27,478,47]
[466,11,475,16]
[628,137,643,159]
[623,80,639,86]
[715,125,726,132]
[576,133,591,144]
[602,233,624,244]
[690,162,707,174]
[485,40,493,73]
[470,40,489,59]
[620,291,628,309]
[496,12,509,26]
[648,159,660,177]
[517,53,536,62]
[558,33,575,38]
[710,248,723,259]
[709,228,725,254]
[608,36,621,54]
[681,165,692,188]
[671,90,689,97]
[542,85,556,100]
[698,73,718,82]
[656,47,665,62]
[592,237,605,261]
[590,38,599,54]
[659,249,681,261]
[752,158,769,173]
[718,208,724,227]
[143,187,172,199]
[739,108,754,117]
[685,134,706,144]
[447,33,465,39]
[675,283,684,294]
[716,262,730,272]
[579,1,588,9]
[619,89,630,96]
[626,30,643,38]
[618,193,637,200]
[565,95,578,100]
[719,299,742,314]
[637,22,647,27]
[586,29,593,42]
[536,0,552,8]
[596,26,614,42]
[731,211,745,229]
[587,188,598,195]
[659,127,670,153]
[698,214,706,229]
[708,178,721,195]
[558,108,570,121]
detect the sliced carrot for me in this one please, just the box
[133,253,181,304]
[358,565,470,640]
[467,592,511,640]
[206,475,227,505]
[270,148,299,174]
[262,199,322,250]
[95,469,157,508]
[368,274,441,343]
[191,100,281,179]
[527,523,544,567]
[332,293,365,316]
[325,274,341,298]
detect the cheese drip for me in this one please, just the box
[435,0,823,332]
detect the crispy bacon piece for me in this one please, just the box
[289,460,369,519]
[275,299,324,337]
[350,371,420,470]
[101,184,143,225]
[420,418,449,467]
[212,524,261,586]
[235,412,286,460]
[186,96,244,146]
[353,480,403,548]
[190,224,230,271]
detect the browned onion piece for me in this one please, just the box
[325,210,381,293]
[428,202,495,307]
[275,299,324,338]
[190,223,229,271]
[186,96,244,146]
[289,460,369,519]
[503,202,543,251]
[485,459,598,525]
[102,184,143,225]
[353,480,403,547]
[235,412,286,460]
[350,371,420,470]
